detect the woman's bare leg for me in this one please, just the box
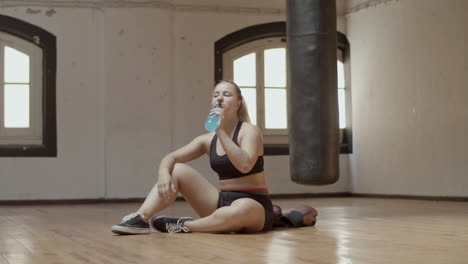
[137,163,219,220]
[184,198,265,233]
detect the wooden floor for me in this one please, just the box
[1,197,468,264]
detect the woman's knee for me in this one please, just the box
[209,207,245,230]
[170,163,208,195]
[171,163,195,181]
[213,199,264,229]
[231,199,264,218]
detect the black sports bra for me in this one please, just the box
[209,121,264,180]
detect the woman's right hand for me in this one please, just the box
[157,171,176,200]
[210,105,226,132]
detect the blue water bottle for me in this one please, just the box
[204,103,222,132]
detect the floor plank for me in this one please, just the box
[1,198,468,264]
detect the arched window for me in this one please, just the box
[223,38,288,137]
[215,22,351,155]
[0,15,56,157]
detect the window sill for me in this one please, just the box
[0,144,56,157]
[264,143,352,156]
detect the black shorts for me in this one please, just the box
[217,190,275,232]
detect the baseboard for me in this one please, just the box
[0,194,349,205]
[269,192,352,199]
[1,192,467,205]
[0,198,144,205]
[352,193,468,202]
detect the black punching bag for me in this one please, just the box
[286,0,339,185]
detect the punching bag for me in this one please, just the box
[286,0,339,185]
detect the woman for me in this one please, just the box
[111,80,274,234]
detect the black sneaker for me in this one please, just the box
[150,216,193,233]
[111,212,150,235]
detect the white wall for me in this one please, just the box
[102,8,173,198]
[0,1,350,200]
[347,0,468,196]
[0,7,106,200]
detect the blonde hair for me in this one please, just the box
[216,80,251,123]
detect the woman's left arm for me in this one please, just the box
[216,125,262,173]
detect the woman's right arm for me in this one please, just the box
[157,133,210,199]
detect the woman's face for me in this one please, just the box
[212,82,241,116]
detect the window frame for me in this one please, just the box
[0,32,43,144]
[0,14,57,157]
[214,21,352,155]
[223,37,288,137]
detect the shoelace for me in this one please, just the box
[166,218,190,233]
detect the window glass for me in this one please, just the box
[265,88,287,129]
[337,61,346,128]
[4,46,30,83]
[4,84,30,128]
[264,48,286,87]
[234,53,255,87]
[240,88,256,125]
[338,89,346,129]
[337,61,345,89]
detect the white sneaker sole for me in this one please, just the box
[111,225,151,235]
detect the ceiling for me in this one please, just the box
[1,0,377,16]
